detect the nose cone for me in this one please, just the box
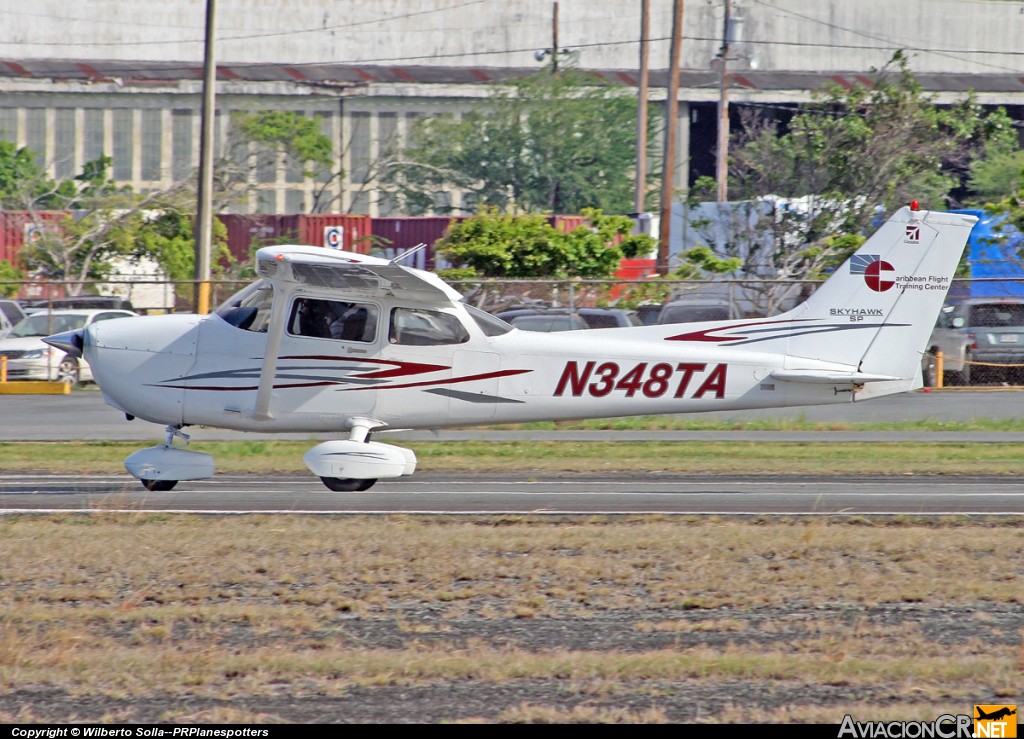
[43,328,85,358]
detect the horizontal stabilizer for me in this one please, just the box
[769,369,904,385]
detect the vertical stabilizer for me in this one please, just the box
[769,207,976,376]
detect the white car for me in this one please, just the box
[0,299,27,338]
[0,309,138,384]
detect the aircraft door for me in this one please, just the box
[450,350,501,422]
[277,296,379,418]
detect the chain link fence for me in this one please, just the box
[5,276,1024,387]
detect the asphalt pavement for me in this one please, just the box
[1,387,1022,441]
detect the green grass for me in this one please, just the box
[482,413,1024,432]
[2,438,1024,474]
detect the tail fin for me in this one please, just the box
[781,207,976,379]
[661,206,976,385]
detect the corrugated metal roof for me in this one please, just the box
[2,59,1023,94]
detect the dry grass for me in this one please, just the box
[0,515,1020,722]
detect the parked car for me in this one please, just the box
[503,312,590,332]
[0,299,27,338]
[656,299,736,325]
[635,303,663,325]
[921,304,973,386]
[21,296,136,313]
[928,299,1024,385]
[0,309,138,384]
[494,307,643,332]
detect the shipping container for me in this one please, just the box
[550,215,586,233]
[0,210,69,265]
[217,214,295,263]
[370,216,463,270]
[615,258,657,281]
[283,214,372,253]
[219,214,373,264]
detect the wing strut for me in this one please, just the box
[250,287,291,421]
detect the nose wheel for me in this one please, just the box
[141,478,178,492]
[319,477,377,492]
[127,426,212,493]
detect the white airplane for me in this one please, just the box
[45,205,976,492]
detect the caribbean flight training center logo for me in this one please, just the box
[850,253,896,292]
[837,704,1016,738]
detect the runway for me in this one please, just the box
[2,390,1023,515]
[1,471,1021,515]
[2,388,1024,441]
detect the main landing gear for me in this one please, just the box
[123,418,417,493]
[303,417,417,492]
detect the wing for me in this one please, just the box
[255,245,462,303]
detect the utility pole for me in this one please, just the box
[551,2,560,73]
[634,0,650,213]
[657,0,684,276]
[194,0,217,314]
[715,0,733,203]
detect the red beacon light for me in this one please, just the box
[910,200,920,211]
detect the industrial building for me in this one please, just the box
[0,0,1022,216]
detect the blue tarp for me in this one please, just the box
[947,208,1024,298]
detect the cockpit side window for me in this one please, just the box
[288,298,378,343]
[215,281,274,332]
[389,307,470,346]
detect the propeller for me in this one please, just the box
[43,329,85,359]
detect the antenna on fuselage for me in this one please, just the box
[388,243,428,265]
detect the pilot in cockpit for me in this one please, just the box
[329,302,370,341]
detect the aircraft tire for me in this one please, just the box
[320,477,376,492]
[141,479,178,492]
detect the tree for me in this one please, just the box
[215,110,339,213]
[13,154,229,298]
[0,259,23,298]
[437,208,653,280]
[437,207,655,312]
[19,156,149,291]
[686,52,1011,314]
[133,208,230,283]
[966,148,1024,204]
[383,69,661,215]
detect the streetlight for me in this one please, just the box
[534,47,577,73]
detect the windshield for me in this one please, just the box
[11,313,90,338]
[215,280,274,332]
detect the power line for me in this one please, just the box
[0,1,1022,75]
[0,0,494,48]
[747,0,1024,74]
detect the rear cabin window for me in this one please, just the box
[288,298,378,343]
[389,307,470,346]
